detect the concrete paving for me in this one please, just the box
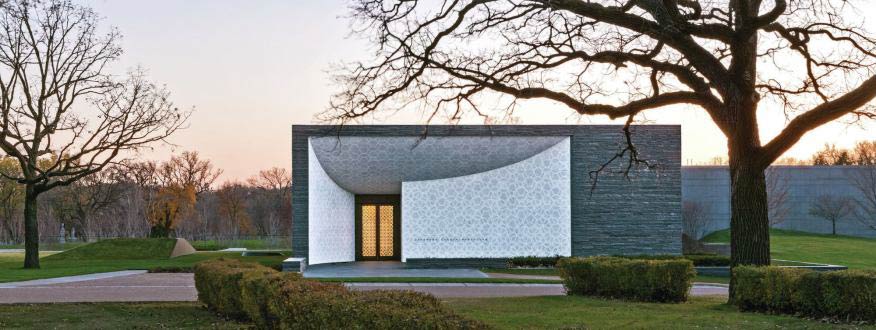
[348,283,729,298]
[0,270,147,288]
[0,273,196,304]
[303,261,489,278]
[347,282,566,298]
[0,271,728,304]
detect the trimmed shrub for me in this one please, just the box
[557,256,695,303]
[199,259,488,329]
[508,255,561,268]
[193,258,277,319]
[620,254,730,267]
[507,254,729,269]
[350,290,488,329]
[240,274,488,329]
[681,254,731,267]
[733,266,807,313]
[148,266,193,273]
[733,266,876,322]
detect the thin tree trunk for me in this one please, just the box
[23,185,40,269]
[832,220,836,235]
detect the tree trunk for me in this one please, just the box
[728,155,771,300]
[23,184,40,269]
[832,220,836,235]
[729,165,771,266]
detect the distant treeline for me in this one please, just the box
[700,140,876,166]
[0,152,290,244]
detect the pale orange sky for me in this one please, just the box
[82,0,876,182]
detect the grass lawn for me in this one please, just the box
[0,302,248,329]
[43,238,178,260]
[703,228,876,269]
[0,297,866,329]
[188,238,290,251]
[446,296,872,329]
[0,251,287,283]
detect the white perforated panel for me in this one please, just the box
[401,138,572,260]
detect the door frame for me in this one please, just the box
[354,195,401,261]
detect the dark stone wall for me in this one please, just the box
[571,126,682,255]
[292,125,682,260]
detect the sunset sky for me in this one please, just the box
[82,0,876,182]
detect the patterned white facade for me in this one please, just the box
[310,136,567,194]
[307,139,355,265]
[400,138,572,260]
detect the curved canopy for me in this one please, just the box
[309,136,567,194]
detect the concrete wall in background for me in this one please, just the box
[682,166,876,238]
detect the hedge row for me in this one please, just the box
[734,266,876,322]
[557,256,695,303]
[193,258,277,319]
[507,255,561,268]
[622,254,730,267]
[508,254,729,268]
[194,259,488,329]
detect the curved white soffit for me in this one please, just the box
[401,137,571,185]
[309,136,568,194]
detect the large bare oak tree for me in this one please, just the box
[0,0,188,268]
[329,0,876,277]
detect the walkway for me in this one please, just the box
[303,261,488,278]
[0,271,728,304]
[0,272,195,304]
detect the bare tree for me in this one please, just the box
[0,157,23,243]
[329,1,876,276]
[808,194,856,235]
[813,144,855,166]
[847,166,876,231]
[48,167,124,241]
[766,167,790,227]
[217,181,253,238]
[158,151,222,195]
[682,201,708,240]
[854,141,876,165]
[247,167,292,236]
[0,1,189,268]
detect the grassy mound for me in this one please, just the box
[701,229,876,269]
[43,238,178,261]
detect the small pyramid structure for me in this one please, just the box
[170,238,197,258]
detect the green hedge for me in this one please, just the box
[733,266,876,322]
[620,254,730,267]
[508,254,729,268]
[193,258,277,319]
[557,256,695,303]
[195,259,488,329]
[507,255,561,268]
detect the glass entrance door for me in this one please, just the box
[356,196,400,261]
